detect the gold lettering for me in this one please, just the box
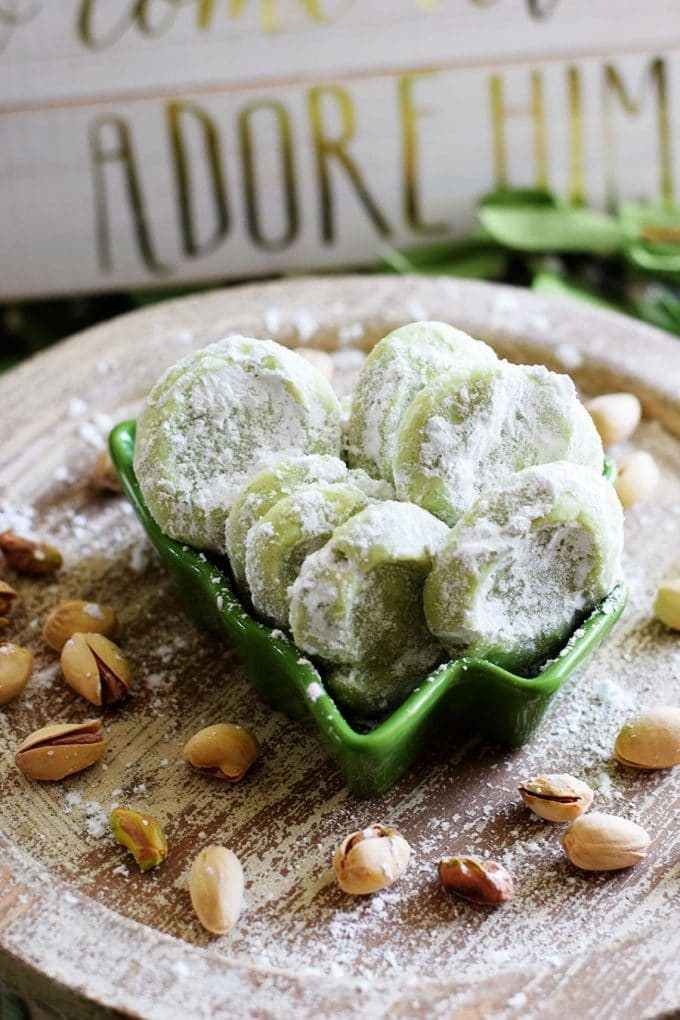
[238,100,299,249]
[227,0,349,33]
[308,84,390,243]
[398,71,447,235]
[567,66,585,204]
[489,70,548,188]
[89,114,170,274]
[78,1,179,50]
[167,100,229,257]
[602,59,673,205]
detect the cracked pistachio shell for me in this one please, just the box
[61,632,132,706]
[519,773,594,822]
[183,723,259,781]
[614,707,680,769]
[333,824,411,895]
[562,811,650,871]
[14,719,106,781]
[110,807,167,871]
[189,845,244,934]
[0,642,33,705]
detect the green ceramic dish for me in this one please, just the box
[110,420,627,798]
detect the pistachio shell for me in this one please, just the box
[183,723,259,781]
[654,580,680,631]
[61,632,132,706]
[614,707,680,769]
[519,773,594,823]
[189,845,244,934]
[15,719,106,781]
[615,451,659,509]
[43,600,119,652]
[0,642,33,705]
[562,811,650,871]
[585,393,641,447]
[333,824,411,895]
[0,531,62,576]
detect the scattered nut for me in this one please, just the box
[15,719,106,781]
[90,449,122,494]
[110,807,168,871]
[333,824,411,895]
[614,451,659,508]
[0,531,62,576]
[189,845,244,934]
[0,643,33,705]
[562,811,650,871]
[614,707,680,770]
[61,633,131,706]
[654,579,680,631]
[294,347,334,380]
[0,580,18,618]
[183,723,259,782]
[518,773,594,823]
[438,855,514,905]
[43,599,119,652]
[585,393,642,446]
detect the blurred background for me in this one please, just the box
[3,0,680,366]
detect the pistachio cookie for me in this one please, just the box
[134,336,342,551]
[226,456,392,590]
[245,482,374,628]
[327,643,446,718]
[393,361,604,526]
[346,321,497,483]
[424,461,623,671]
[289,501,448,693]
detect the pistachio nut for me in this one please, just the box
[518,773,594,823]
[654,579,680,631]
[0,531,62,576]
[614,451,659,509]
[43,599,119,652]
[585,393,641,447]
[438,855,514,905]
[15,719,106,781]
[333,824,411,895]
[293,347,335,381]
[0,642,33,705]
[562,811,651,871]
[614,707,680,769]
[90,449,122,494]
[110,807,168,871]
[0,580,18,617]
[189,845,244,934]
[61,633,131,706]
[182,723,259,782]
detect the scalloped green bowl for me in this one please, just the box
[110,421,627,798]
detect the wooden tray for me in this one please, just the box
[0,277,679,1020]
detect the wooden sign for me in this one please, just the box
[0,1,678,298]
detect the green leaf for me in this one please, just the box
[479,205,624,254]
[380,233,506,279]
[531,269,623,310]
[479,186,558,209]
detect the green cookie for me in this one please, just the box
[245,482,372,628]
[289,500,448,672]
[424,461,623,671]
[346,321,497,483]
[134,335,342,551]
[393,360,604,526]
[327,642,446,719]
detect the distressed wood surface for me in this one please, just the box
[0,277,678,1019]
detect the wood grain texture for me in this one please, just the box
[0,277,678,1020]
